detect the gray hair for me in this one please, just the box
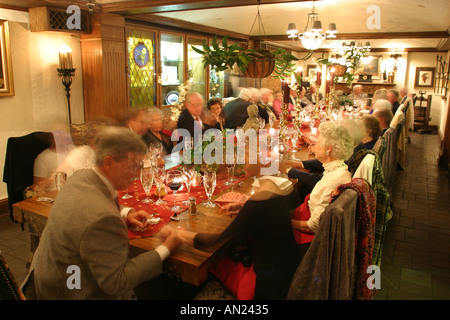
[94,126,146,166]
[341,119,364,147]
[353,84,363,92]
[146,107,163,121]
[318,121,354,161]
[238,88,252,101]
[372,98,392,111]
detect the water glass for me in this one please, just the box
[203,170,216,208]
[140,166,154,204]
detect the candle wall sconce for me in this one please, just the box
[57,45,75,124]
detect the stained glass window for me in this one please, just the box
[127,28,156,108]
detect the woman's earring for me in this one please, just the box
[326,150,329,156]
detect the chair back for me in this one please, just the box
[381,126,399,194]
[0,252,26,300]
[2,132,53,221]
[372,136,386,159]
[353,154,375,186]
[287,189,358,300]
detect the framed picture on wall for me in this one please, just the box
[414,67,435,88]
[307,65,317,80]
[354,56,382,79]
[0,20,14,97]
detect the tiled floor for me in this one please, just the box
[1,131,449,299]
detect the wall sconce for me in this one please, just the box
[389,54,402,71]
[57,45,76,125]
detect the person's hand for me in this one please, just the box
[158,225,182,252]
[177,229,196,247]
[219,201,244,216]
[126,210,150,228]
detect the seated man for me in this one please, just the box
[223,88,269,129]
[122,108,150,146]
[177,91,215,138]
[387,89,401,114]
[373,107,394,135]
[21,126,181,300]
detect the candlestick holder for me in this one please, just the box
[57,68,76,125]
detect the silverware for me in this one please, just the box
[170,216,198,221]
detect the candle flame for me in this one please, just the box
[59,44,72,54]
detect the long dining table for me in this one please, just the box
[12,146,313,287]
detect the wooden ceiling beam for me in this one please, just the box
[257,31,450,42]
[102,0,312,15]
[127,14,249,41]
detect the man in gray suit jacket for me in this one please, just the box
[21,126,181,299]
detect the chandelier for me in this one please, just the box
[286,1,337,50]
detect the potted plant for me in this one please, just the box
[316,44,369,87]
[191,36,302,80]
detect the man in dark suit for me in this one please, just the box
[177,91,215,139]
[21,126,182,299]
[387,89,400,114]
[224,88,269,129]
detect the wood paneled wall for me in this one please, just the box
[80,13,128,122]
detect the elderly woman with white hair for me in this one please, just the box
[143,107,174,155]
[291,121,353,255]
[370,98,392,113]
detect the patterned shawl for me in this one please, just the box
[347,149,393,267]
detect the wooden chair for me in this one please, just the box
[287,179,377,300]
[414,94,432,133]
[2,132,53,222]
[0,252,26,300]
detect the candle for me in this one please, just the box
[59,45,73,70]
[316,68,322,87]
[282,81,290,104]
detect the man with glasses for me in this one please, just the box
[21,126,181,299]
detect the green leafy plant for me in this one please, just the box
[316,45,369,87]
[191,36,308,81]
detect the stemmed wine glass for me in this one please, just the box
[153,165,166,205]
[140,165,154,204]
[269,113,276,128]
[224,149,236,186]
[166,169,184,213]
[122,155,139,199]
[181,165,195,205]
[202,170,216,208]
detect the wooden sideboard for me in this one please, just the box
[335,82,396,95]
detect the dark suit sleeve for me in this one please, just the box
[302,159,324,172]
[288,168,323,189]
[257,106,269,122]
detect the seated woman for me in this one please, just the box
[290,122,353,255]
[32,130,73,194]
[272,90,294,119]
[206,97,227,130]
[143,107,174,156]
[55,126,101,177]
[176,178,301,300]
[281,119,363,192]
[359,114,382,150]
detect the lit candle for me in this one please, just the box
[59,45,73,70]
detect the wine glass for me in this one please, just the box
[140,165,154,204]
[181,165,195,205]
[224,149,236,186]
[153,165,167,205]
[166,169,184,213]
[202,170,216,208]
[122,155,139,199]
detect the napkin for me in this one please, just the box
[214,192,249,208]
[252,176,292,191]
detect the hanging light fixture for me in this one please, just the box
[287,1,337,50]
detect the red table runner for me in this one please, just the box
[118,168,247,239]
